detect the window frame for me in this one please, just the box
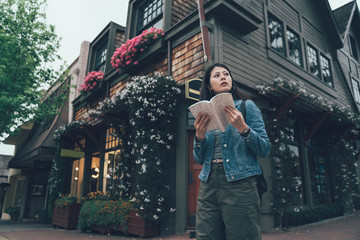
[268,13,286,57]
[93,39,108,73]
[349,35,359,61]
[319,54,333,87]
[305,42,334,87]
[266,12,335,90]
[286,27,303,68]
[137,0,164,34]
[267,12,305,69]
[352,78,360,104]
[306,43,320,79]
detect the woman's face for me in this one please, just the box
[208,66,232,95]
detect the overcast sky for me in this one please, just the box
[0,0,357,156]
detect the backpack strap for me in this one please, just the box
[241,100,246,121]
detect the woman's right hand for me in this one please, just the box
[194,112,210,141]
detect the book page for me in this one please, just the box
[188,93,235,132]
[210,93,235,131]
[188,101,219,131]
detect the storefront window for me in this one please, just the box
[70,158,84,200]
[103,125,124,194]
[70,139,85,199]
[273,115,304,205]
[306,128,331,204]
[273,144,304,204]
[308,151,330,204]
[103,150,121,195]
[90,155,100,192]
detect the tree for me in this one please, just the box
[0,0,66,140]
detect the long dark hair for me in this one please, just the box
[199,63,250,101]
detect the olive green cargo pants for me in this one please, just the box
[196,163,261,240]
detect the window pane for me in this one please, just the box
[152,18,163,30]
[350,36,358,60]
[95,42,107,73]
[320,54,333,87]
[268,14,285,56]
[352,79,360,103]
[287,29,303,67]
[308,151,330,204]
[138,0,163,30]
[307,45,320,78]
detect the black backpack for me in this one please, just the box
[241,100,268,199]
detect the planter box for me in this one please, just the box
[52,203,81,230]
[127,209,160,237]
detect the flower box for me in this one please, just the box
[127,209,160,237]
[111,28,165,71]
[52,203,81,230]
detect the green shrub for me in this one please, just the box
[78,199,133,233]
[54,194,77,208]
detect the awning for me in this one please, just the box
[8,105,68,169]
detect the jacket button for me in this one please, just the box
[223,144,227,148]
[226,159,229,163]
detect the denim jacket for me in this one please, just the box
[193,99,271,182]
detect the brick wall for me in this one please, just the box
[110,76,130,98]
[171,33,205,84]
[75,32,205,120]
[74,94,106,122]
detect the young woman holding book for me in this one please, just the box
[193,63,271,240]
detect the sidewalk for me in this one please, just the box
[0,211,359,240]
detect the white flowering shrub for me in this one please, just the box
[122,73,181,221]
[257,77,360,126]
[258,77,360,227]
[93,73,181,221]
[49,73,180,222]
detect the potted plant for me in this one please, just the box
[52,194,80,230]
[78,195,133,235]
[5,206,20,221]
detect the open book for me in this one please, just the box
[188,93,235,132]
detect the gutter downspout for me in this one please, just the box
[197,0,212,62]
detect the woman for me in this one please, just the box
[193,63,271,240]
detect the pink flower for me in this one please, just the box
[80,70,104,94]
[110,28,165,70]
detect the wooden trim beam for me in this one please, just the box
[276,94,299,120]
[305,111,332,142]
[82,126,101,148]
[68,133,86,152]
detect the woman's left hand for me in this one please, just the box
[224,105,248,133]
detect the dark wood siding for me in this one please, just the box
[171,0,197,26]
[221,0,354,110]
[114,30,125,49]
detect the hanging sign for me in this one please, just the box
[61,149,85,158]
[185,78,202,101]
